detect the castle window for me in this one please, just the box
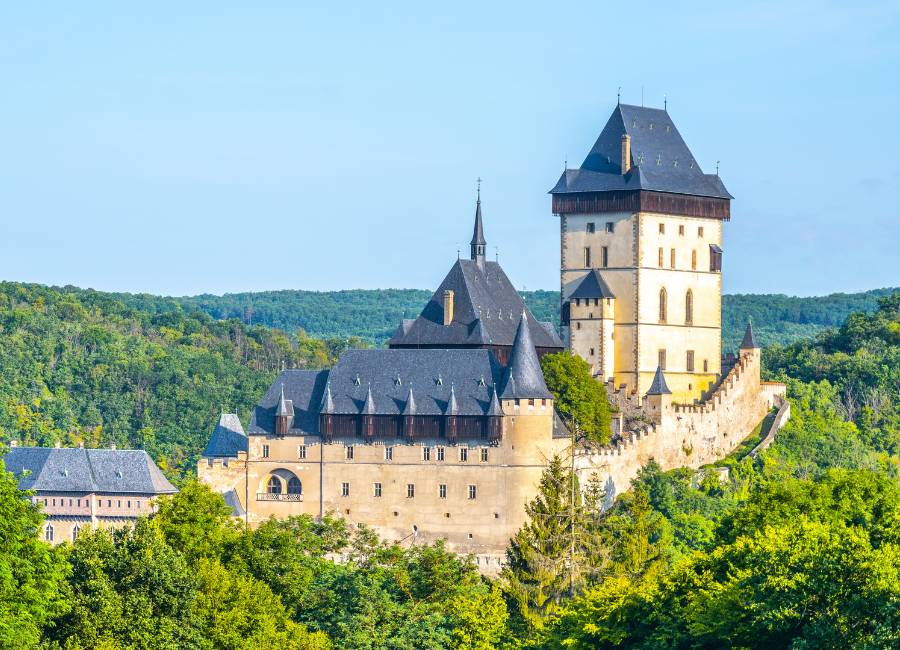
[601,246,609,268]
[605,221,614,233]
[384,446,393,461]
[691,250,697,270]
[45,525,54,542]
[437,447,445,461]
[127,500,131,508]
[345,446,354,460]
[267,476,282,494]
[287,477,302,494]
[590,348,595,356]
[575,298,580,306]
[298,445,306,460]
[439,484,447,499]
[373,482,382,498]
[117,500,121,508]
[459,448,468,462]
[659,223,665,234]
[481,448,489,462]
[710,244,723,272]
[658,247,664,267]
[576,322,581,330]
[685,290,694,325]
[704,359,709,372]
[678,225,685,235]
[659,349,667,370]
[422,447,431,461]
[72,525,80,541]
[698,226,704,238]
[659,288,667,323]
[584,247,591,267]
[407,484,415,498]
[137,501,141,509]
[528,398,535,406]
[586,222,595,233]
[342,482,350,497]
[687,350,695,372]
[670,248,676,269]
[262,444,270,459]
[468,485,477,500]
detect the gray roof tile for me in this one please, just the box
[568,270,616,300]
[202,413,248,458]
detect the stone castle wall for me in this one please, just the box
[576,348,786,501]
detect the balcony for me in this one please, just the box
[256,492,303,502]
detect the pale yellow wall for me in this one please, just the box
[200,402,569,571]
[33,493,162,546]
[559,210,723,401]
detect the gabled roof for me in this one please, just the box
[202,413,248,458]
[646,366,672,395]
[568,270,615,300]
[3,447,177,495]
[248,369,330,435]
[500,313,553,400]
[551,104,732,200]
[740,322,760,350]
[388,259,563,351]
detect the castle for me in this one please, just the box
[199,103,786,570]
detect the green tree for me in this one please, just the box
[540,351,613,444]
[0,458,69,648]
[153,479,239,560]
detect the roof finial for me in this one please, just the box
[470,181,486,267]
[476,176,481,201]
[664,94,667,111]
[716,160,720,176]
[617,86,621,104]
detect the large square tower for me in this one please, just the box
[551,103,732,403]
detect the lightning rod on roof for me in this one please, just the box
[716,160,720,175]
[664,94,667,110]
[617,86,621,104]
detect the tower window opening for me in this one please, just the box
[439,484,447,499]
[601,246,609,268]
[703,359,709,372]
[605,221,614,233]
[678,225,684,235]
[659,223,665,235]
[584,247,591,267]
[670,248,676,269]
[373,482,382,497]
[691,250,697,270]
[587,222,595,233]
[659,288,668,323]
[698,226,704,238]
[685,290,694,325]
[262,444,270,458]
[687,350,695,372]
[407,484,415,498]
[658,247,664,267]
[342,482,350,497]
[658,349,667,371]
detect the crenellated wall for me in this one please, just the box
[576,348,786,502]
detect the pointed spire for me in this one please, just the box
[740,321,760,350]
[362,383,376,415]
[319,381,335,414]
[500,312,552,399]
[486,385,503,416]
[402,385,417,416]
[445,383,459,416]
[470,178,486,266]
[275,384,292,416]
[646,366,671,395]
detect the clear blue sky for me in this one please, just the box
[1,2,897,297]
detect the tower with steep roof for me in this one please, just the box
[552,103,730,402]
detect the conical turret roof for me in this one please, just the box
[500,312,553,399]
[275,384,293,417]
[362,384,376,415]
[402,385,417,416]
[486,385,503,416]
[445,384,459,415]
[319,381,335,414]
[646,366,672,395]
[740,321,760,350]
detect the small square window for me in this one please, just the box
[407,484,415,498]
[373,482,382,497]
[480,448,488,463]
[345,446,354,460]
[341,482,350,497]
[439,484,447,499]
[298,445,307,460]
[422,447,431,461]
[468,485,477,500]
[605,221,614,233]
[586,222,595,233]
[459,448,468,462]
[384,446,393,461]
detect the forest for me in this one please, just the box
[1,291,898,648]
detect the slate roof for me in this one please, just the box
[388,258,563,351]
[202,413,248,458]
[550,104,732,200]
[740,322,760,350]
[3,447,177,494]
[568,270,615,300]
[500,314,554,400]
[646,366,672,395]
[249,369,330,435]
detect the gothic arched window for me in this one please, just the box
[72,525,81,541]
[659,288,667,324]
[287,477,302,495]
[45,524,54,542]
[267,476,282,494]
[685,290,694,325]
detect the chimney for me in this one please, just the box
[621,134,631,174]
[442,290,454,326]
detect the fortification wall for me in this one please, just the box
[578,349,786,501]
